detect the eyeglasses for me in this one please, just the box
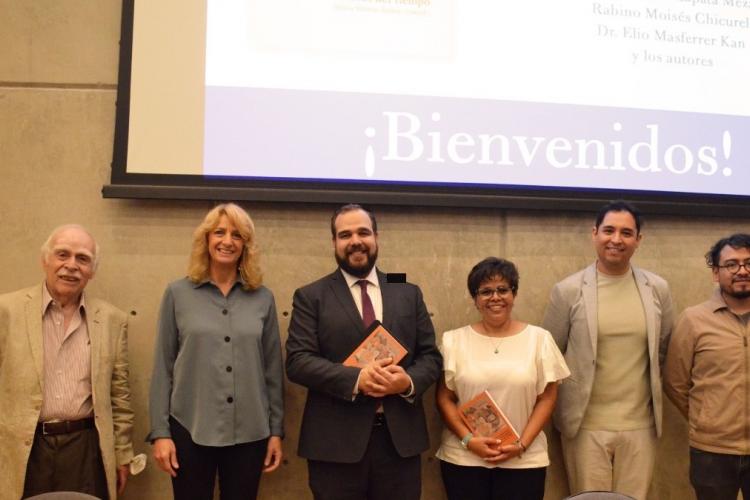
[717,261,750,274]
[476,286,514,299]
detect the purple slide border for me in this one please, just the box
[204,87,749,197]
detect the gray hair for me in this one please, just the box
[41,224,100,271]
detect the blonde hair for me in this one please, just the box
[187,203,262,290]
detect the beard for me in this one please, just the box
[722,275,750,299]
[336,244,378,278]
[722,283,750,299]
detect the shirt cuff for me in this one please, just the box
[352,370,363,401]
[400,375,415,400]
[145,429,171,443]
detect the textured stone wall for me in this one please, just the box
[4,2,747,498]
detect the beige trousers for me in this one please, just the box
[561,427,657,500]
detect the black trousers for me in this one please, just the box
[690,447,750,500]
[440,460,546,500]
[307,424,421,500]
[169,417,268,500]
[23,425,108,499]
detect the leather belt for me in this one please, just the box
[373,413,387,427]
[37,417,96,435]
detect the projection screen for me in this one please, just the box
[107,0,750,214]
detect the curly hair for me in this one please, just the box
[467,257,519,298]
[705,233,750,267]
[187,203,262,290]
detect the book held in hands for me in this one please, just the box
[459,390,520,443]
[343,321,408,368]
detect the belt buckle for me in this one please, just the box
[41,422,53,435]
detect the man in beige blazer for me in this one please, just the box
[542,201,673,500]
[0,225,134,499]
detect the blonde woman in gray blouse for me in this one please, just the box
[148,203,284,500]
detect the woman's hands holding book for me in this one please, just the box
[467,437,523,463]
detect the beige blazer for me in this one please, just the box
[0,285,134,499]
[542,264,674,439]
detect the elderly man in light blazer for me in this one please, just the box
[542,201,674,500]
[0,225,135,499]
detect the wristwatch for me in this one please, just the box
[460,432,473,449]
[515,439,527,456]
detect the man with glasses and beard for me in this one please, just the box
[286,204,441,500]
[665,233,750,500]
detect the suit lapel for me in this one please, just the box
[633,267,657,359]
[88,299,102,395]
[582,264,599,356]
[24,286,44,389]
[378,270,396,332]
[329,270,366,334]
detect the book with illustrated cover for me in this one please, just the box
[459,390,520,443]
[343,321,408,368]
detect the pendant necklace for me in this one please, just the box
[479,321,507,354]
[491,337,503,354]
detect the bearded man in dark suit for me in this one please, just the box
[286,204,442,500]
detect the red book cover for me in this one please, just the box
[343,321,408,368]
[459,390,520,443]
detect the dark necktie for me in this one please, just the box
[358,280,376,328]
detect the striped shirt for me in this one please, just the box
[39,285,93,422]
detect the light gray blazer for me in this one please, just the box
[542,263,674,439]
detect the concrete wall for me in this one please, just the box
[2,2,746,499]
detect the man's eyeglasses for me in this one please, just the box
[476,286,514,299]
[716,261,750,274]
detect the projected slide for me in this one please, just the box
[201,0,749,196]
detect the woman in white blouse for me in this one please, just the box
[436,257,569,500]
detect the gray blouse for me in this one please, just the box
[148,277,284,446]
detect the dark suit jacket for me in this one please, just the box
[286,269,441,463]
